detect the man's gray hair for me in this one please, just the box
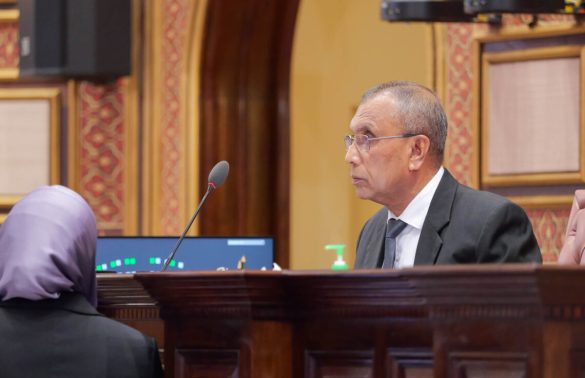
[361,81,448,165]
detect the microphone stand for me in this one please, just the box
[161,183,215,272]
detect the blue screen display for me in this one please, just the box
[96,236,274,273]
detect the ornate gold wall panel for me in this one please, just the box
[445,15,579,262]
[142,0,200,235]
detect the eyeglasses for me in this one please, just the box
[344,133,417,152]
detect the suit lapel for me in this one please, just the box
[414,169,458,265]
[362,211,387,269]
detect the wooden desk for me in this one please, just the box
[98,265,585,377]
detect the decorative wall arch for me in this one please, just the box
[198,0,300,266]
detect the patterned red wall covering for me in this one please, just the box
[159,0,190,235]
[0,22,18,68]
[445,23,475,187]
[527,208,570,262]
[78,81,126,235]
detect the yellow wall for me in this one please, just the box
[290,0,434,269]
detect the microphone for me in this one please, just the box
[161,160,230,271]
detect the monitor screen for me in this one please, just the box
[95,236,274,273]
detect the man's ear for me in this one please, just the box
[408,135,431,171]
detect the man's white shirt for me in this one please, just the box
[387,166,444,268]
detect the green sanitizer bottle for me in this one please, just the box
[325,244,348,271]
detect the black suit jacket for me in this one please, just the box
[0,292,163,378]
[354,169,542,268]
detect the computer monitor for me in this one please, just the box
[95,236,274,273]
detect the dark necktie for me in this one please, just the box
[382,219,407,269]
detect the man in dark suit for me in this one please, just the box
[346,81,542,269]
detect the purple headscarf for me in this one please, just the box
[0,185,98,307]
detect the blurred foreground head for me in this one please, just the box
[0,185,97,306]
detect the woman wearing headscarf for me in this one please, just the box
[0,185,163,378]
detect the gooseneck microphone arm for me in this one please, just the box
[161,184,214,272]
[160,160,230,272]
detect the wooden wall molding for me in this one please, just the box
[175,349,240,377]
[387,348,433,378]
[305,350,374,377]
[447,351,530,377]
[430,305,541,320]
[545,305,585,320]
[199,0,300,267]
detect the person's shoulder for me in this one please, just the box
[452,177,504,202]
[439,169,507,208]
[59,293,154,346]
[92,314,155,345]
[455,182,522,212]
[94,315,150,338]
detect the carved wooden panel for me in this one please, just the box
[107,266,585,377]
[571,350,585,378]
[387,348,433,378]
[175,349,239,378]
[448,351,529,378]
[305,350,374,378]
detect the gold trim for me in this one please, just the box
[0,88,61,206]
[49,92,60,185]
[123,0,142,235]
[0,68,18,80]
[152,0,164,234]
[426,23,436,93]
[471,39,481,189]
[178,7,188,235]
[474,24,585,43]
[433,24,447,104]
[0,88,59,99]
[0,195,20,207]
[66,80,78,190]
[509,195,574,209]
[483,44,583,63]
[481,45,585,187]
[123,77,138,234]
[0,9,18,21]
[433,23,451,171]
[483,173,583,186]
[581,45,585,189]
[184,0,206,235]
[142,0,163,234]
